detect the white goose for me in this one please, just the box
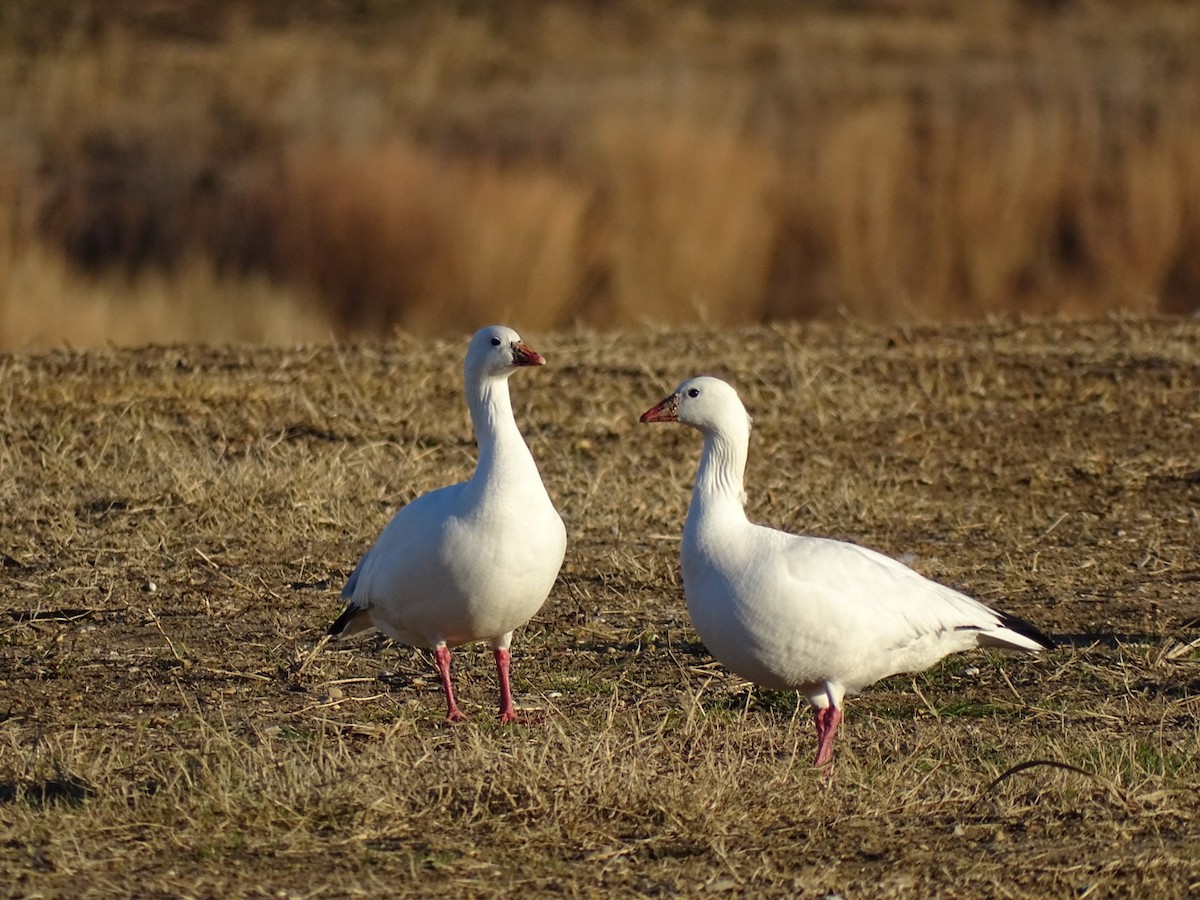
[330,325,566,724]
[640,376,1053,767]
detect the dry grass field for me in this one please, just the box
[1,318,1198,896]
[2,1,1200,346]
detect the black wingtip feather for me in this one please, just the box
[328,605,358,638]
[998,611,1056,650]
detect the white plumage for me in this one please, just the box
[330,325,566,723]
[641,375,1053,766]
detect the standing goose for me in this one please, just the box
[640,376,1053,767]
[330,325,566,724]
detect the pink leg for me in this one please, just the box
[813,705,843,768]
[494,648,521,724]
[435,645,468,724]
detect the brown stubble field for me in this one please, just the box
[0,317,1197,896]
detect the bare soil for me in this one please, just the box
[1,318,1198,897]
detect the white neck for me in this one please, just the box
[466,372,535,483]
[687,421,750,526]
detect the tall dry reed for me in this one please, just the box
[0,2,1198,346]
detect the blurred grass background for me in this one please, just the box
[0,0,1198,346]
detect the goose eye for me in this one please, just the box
[490,337,502,346]
[687,388,700,398]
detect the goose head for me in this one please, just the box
[465,325,546,379]
[639,376,752,436]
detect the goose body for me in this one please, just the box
[330,325,566,723]
[641,376,1053,766]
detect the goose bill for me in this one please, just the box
[639,393,679,423]
[512,341,546,367]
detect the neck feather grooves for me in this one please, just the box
[467,374,530,478]
[694,427,749,504]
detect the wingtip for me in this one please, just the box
[328,605,362,638]
[998,611,1057,650]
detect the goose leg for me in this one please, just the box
[813,705,842,768]
[435,644,468,723]
[495,648,522,724]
